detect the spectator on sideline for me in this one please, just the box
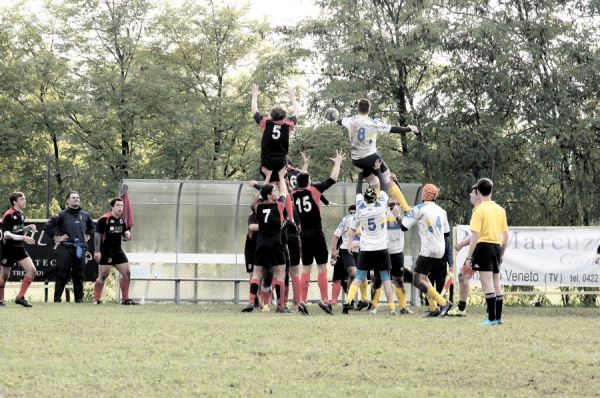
[44,191,94,303]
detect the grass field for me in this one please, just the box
[1,303,599,397]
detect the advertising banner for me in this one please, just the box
[455,226,600,287]
[1,221,98,282]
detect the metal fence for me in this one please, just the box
[119,179,424,304]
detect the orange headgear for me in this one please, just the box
[421,184,439,202]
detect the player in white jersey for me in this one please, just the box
[343,166,397,315]
[330,205,356,305]
[335,99,418,212]
[400,184,453,317]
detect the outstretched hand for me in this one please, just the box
[251,84,260,97]
[374,158,382,170]
[330,149,346,164]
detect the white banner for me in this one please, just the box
[455,226,600,287]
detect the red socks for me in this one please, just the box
[94,279,104,301]
[17,275,33,299]
[317,272,329,304]
[248,278,259,305]
[301,272,310,303]
[120,278,130,301]
[275,280,286,309]
[331,281,342,305]
[291,275,301,305]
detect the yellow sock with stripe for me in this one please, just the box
[360,280,368,301]
[346,283,359,304]
[426,291,438,311]
[371,288,382,308]
[389,184,411,212]
[427,286,447,306]
[395,287,407,309]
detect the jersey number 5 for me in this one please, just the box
[272,125,281,139]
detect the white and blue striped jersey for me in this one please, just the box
[341,115,392,160]
[352,191,389,251]
[401,202,449,258]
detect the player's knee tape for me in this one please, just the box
[379,270,391,281]
[355,270,368,281]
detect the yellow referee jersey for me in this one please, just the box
[469,200,508,244]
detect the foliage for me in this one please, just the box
[0,0,598,227]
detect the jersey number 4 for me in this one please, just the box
[295,196,312,213]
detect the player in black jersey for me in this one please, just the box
[0,192,37,307]
[251,84,299,183]
[44,191,95,303]
[93,198,137,305]
[242,168,289,313]
[292,150,345,314]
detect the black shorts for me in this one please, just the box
[472,242,502,273]
[260,157,287,182]
[340,249,358,270]
[352,153,389,178]
[300,230,329,266]
[254,245,286,268]
[357,249,391,272]
[287,234,301,265]
[332,255,348,281]
[0,246,29,267]
[100,250,129,266]
[390,252,405,278]
[414,256,445,275]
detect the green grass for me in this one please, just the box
[1,304,599,397]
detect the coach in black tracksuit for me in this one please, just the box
[44,191,94,303]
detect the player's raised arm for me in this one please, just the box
[277,167,288,198]
[389,124,419,134]
[329,149,346,182]
[250,84,260,115]
[373,159,387,194]
[288,86,300,118]
[300,151,310,172]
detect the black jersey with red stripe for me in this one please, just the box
[292,178,336,231]
[256,197,286,247]
[96,213,129,252]
[255,112,297,163]
[1,208,26,248]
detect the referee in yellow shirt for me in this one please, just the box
[464,178,509,325]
